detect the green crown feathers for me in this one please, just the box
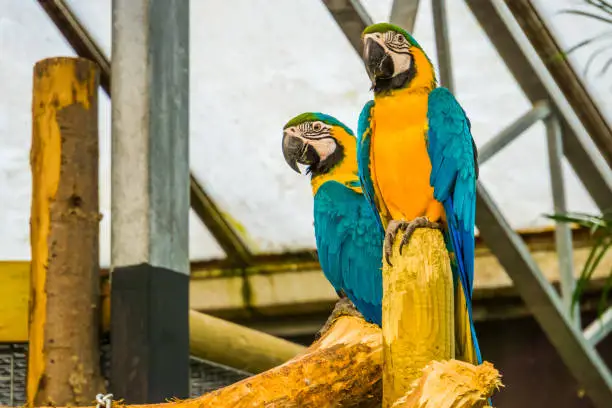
[284,112,354,136]
[362,23,423,50]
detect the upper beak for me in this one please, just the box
[363,37,392,80]
[282,132,305,174]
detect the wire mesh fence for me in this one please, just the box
[0,344,27,406]
[0,341,252,406]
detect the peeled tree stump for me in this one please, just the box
[382,228,455,407]
[29,57,104,407]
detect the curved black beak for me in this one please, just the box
[282,133,320,174]
[363,38,393,80]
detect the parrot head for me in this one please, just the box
[282,112,355,178]
[361,23,436,93]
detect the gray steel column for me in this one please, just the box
[545,114,579,326]
[110,0,190,403]
[432,0,454,91]
[390,0,421,32]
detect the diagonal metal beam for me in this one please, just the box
[390,0,421,33]
[37,0,111,93]
[190,177,252,264]
[478,100,551,164]
[36,0,253,265]
[501,0,612,170]
[321,0,372,54]
[584,307,612,347]
[476,183,612,408]
[465,0,612,212]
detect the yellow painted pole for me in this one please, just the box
[382,228,455,407]
[29,57,104,406]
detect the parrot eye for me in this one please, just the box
[396,34,405,43]
[312,122,322,132]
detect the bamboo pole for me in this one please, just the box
[188,310,305,373]
[382,228,455,407]
[29,57,104,406]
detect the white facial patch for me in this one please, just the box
[309,137,337,161]
[392,53,412,77]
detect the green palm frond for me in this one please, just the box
[557,0,612,79]
[545,211,612,318]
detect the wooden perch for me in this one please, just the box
[29,301,383,408]
[29,57,104,407]
[197,309,382,407]
[382,228,455,407]
[25,300,503,408]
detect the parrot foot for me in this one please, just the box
[384,217,442,266]
[316,297,362,339]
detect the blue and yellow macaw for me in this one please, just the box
[357,23,482,366]
[282,112,384,326]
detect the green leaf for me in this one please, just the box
[559,9,612,24]
[565,31,612,55]
[572,237,612,316]
[597,270,612,317]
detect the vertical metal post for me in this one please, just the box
[545,113,579,327]
[110,0,190,403]
[431,0,454,91]
[390,0,421,33]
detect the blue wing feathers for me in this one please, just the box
[427,87,480,363]
[313,181,383,326]
[357,101,384,235]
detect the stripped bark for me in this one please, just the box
[382,228,455,407]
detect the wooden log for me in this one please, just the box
[27,303,383,408]
[382,228,455,407]
[29,57,104,406]
[188,310,305,373]
[23,301,503,408]
[391,360,502,408]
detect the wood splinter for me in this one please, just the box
[392,359,503,408]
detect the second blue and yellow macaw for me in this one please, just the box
[358,23,482,366]
[282,113,384,326]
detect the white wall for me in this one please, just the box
[0,0,609,266]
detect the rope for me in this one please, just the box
[95,393,113,408]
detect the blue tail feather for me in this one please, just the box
[443,199,482,365]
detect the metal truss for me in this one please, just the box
[36,0,253,266]
[321,0,612,406]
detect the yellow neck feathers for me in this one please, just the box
[372,47,436,128]
[407,47,437,92]
[310,127,362,196]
